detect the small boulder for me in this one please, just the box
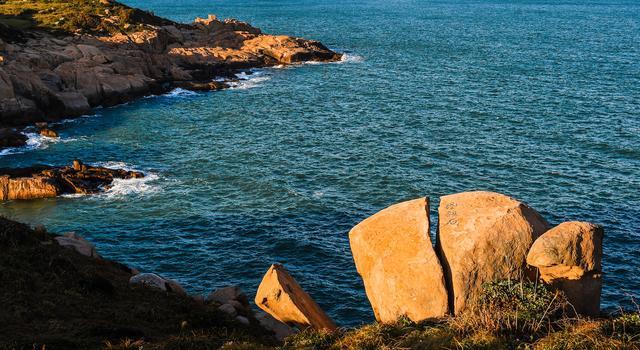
[235,315,250,326]
[205,286,249,305]
[255,264,336,331]
[255,311,295,341]
[437,191,550,314]
[129,273,167,291]
[54,232,99,258]
[219,303,238,317]
[165,279,188,296]
[527,221,604,316]
[349,197,448,322]
[39,128,59,138]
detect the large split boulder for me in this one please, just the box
[255,264,336,331]
[349,197,448,322]
[437,191,550,314]
[527,221,604,316]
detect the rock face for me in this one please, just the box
[349,197,448,322]
[39,128,59,138]
[255,311,295,341]
[437,191,550,314]
[255,264,336,331]
[0,160,143,200]
[527,221,604,316]
[0,7,341,139]
[0,128,26,148]
[206,285,252,317]
[129,273,187,295]
[54,232,100,258]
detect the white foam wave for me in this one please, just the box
[302,51,364,65]
[102,173,160,198]
[0,132,79,157]
[164,88,198,97]
[90,162,161,199]
[338,52,365,64]
[228,70,272,90]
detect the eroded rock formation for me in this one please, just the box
[349,197,448,322]
[527,221,604,316]
[0,8,341,135]
[437,191,550,314]
[0,160,143,200]
[255,264,336,331]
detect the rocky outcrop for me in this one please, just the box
[527,221,604,316]
[0,160,143,200]
[54,232,100,258]
[0,6,341,141]
[129,272,187,295]
[349,197,448,322]
[255,311,295,341]
[0,127,26,148]
[436,191,550,314]
[255,264,336,331]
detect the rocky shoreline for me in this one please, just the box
[0,1,341,150]
[0,159,143,200]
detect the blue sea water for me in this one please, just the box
[1,0,639,326]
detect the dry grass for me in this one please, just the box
[0,0,172,35]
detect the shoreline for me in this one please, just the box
[0,2,342,151]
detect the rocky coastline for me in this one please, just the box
[0,0,341,150]
[0,159,143,200]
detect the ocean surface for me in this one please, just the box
[1,0,639,326]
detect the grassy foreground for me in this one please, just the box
[1,215,638,349]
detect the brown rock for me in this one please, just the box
[0,161,144,200]
[0,175,60,200]
[437,191,550,314]
[349,197,448,322]
[255,264,336,331]
[39,128,59,138]
[527,221,604,316]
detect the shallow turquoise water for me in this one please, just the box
[1,0,639,326]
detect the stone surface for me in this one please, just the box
[255,311,295,341]
[0,160,144,200]
[437,191,550,314]
[54,232,99,258]
[206,285,248,306]
[129,273,167,292]
[235,315,250,326]
[219,303,238,317]
[255,264,336,331]
[349,197,448,322]
[165,279,188,296]
[527,221,604,315]
[39,128,59,138]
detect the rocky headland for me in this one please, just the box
[0,0,341,150]
[1,191,638,349]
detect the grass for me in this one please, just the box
[0,0,173,35]
[280,280,640,350]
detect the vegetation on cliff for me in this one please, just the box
[0,217,276,350]
[0,0,171,35]
[1,216,638,349]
